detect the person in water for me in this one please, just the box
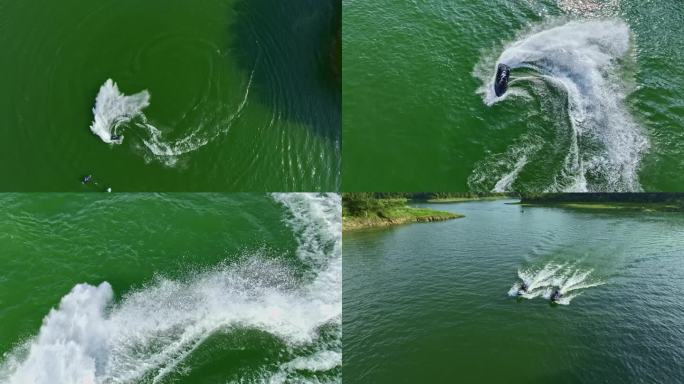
[520,282,529,293]
[551,289,563,301]
[82,174,93,184]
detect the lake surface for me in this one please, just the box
[0,193,341,383]
[0,0,340,191]
[344,200,684,383]
[343,0,684,192]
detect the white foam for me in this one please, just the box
[492,153,529,192]
[89,79,150,144]
[469,134,543,193]
[508,262,563,298]
[89,69,254,167]
[284,350,342,372]
[474,20,648,192]
[510,262,604,304]
[263,350,342,384]
[271,193,342,268]
[0,194,341,383]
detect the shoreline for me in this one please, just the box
[343,207,463,232]
[425,196,513,204]
[520,193,684,212]
[521,202,683,212]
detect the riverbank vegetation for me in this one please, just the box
[345,192,512,202]
[520,193,684,212]
[422,192,512,203]
[342,193,464,231]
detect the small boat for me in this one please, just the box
[494,63,511,97]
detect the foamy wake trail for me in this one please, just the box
[0,194,341,384]
[492,153,530,193]
[89,70,253,167]
[473,20,648,192]
[271,193,342,269]
[509,262,604,304]
[89,79,150,145]
[138,69,255,167]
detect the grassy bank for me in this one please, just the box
[522,202,684,212]
[426,195,511,203]
[520,193,684,212]
[343,194,463,231]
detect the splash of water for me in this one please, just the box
[89,70,253,167]
[492,152,530,192]
[508,262,564,298]
[267,350,342,384]
[509,262,604,304]
[473,20,648,192]
[271,193,342,269]
[0,193,341,383]
[89,79,150,145]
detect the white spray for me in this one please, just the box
[0,193,341,383]
[474,20,648,192]
[509,262,604,304]
[89,79,150,145]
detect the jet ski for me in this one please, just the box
[494,63,511,97]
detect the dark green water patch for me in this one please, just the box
[231,0,341,140]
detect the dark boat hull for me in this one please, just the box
[494,63,511,97]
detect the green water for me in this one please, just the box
[0,193,341,383]
[0,0,340,191]
[343,0,684,192]
[343,200,684,383]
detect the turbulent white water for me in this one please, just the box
[89,71,253,167]
[509,262,604,305]
[0,193,341,383]
[474,20,648,192]
[89,79,150,145]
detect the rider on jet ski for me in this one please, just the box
[519,282,529,294]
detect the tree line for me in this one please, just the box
[342,192,510,216]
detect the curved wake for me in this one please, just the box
[0,193,341,383]
[473,20,648,192]
[89,71,254,167]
